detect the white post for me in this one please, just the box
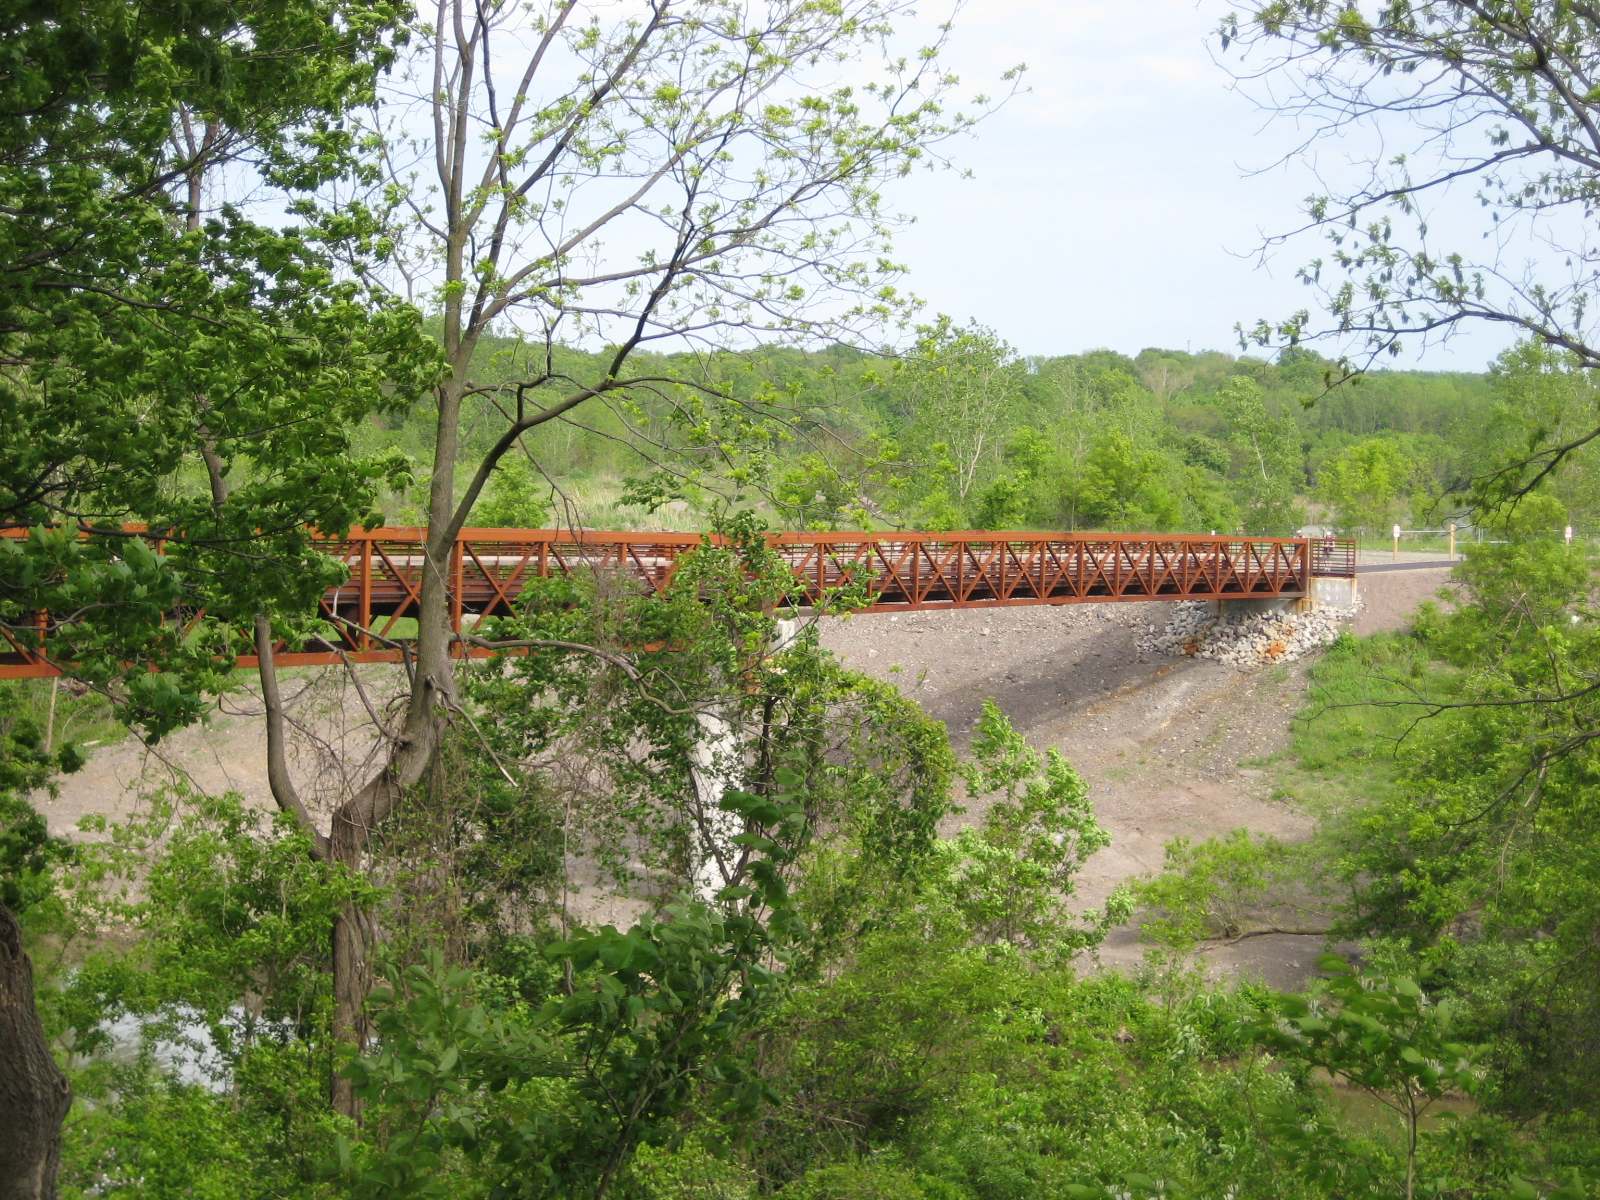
[688,709,742,902]
[44,676,58,753]
[1448,522,1456,561]
[1393,523,1401,562]
[687,617,802,901]
[772,617,800,653]
[1566,524,1574,547]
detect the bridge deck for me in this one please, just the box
[0,528,1356,678]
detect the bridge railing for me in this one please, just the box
[1,527,1358,677]
[1307,537,1356,579]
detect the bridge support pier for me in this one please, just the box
[1307,576,1358,608]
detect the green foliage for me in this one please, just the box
[0,529,234,737]
[21,12,1600,1197]
[0,0,435,740]
[0,681,85,914]
[1484,491,1568,539]
[967,474,1030,531]
[52,791,362,1197]
[1265,536,1600,1173]
[59,791,360,1057]
[44,584,1600,1200]
[1212,376,1304,534]
[1134,829,1301,958]
[775,1158,947,1199]
[933,699,1121,953]
[889,318,1025,516]
[1232,0,1600,502]
[473,458,553,529]
[1252,954,1480,1115]
[1071,428,1183,530]
[1474,342,1600,524]
[1317,438,1414,535]
[463,516,954,918]
[0,792,72,917]
[1312,540,1600,1141]
[1247,955,1480,1200]
[343,898,791,1200]
[348,327,1518,539]
[753,928,1310,1199]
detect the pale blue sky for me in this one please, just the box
[881,0,1514,370]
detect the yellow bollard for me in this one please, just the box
[1393,523,1401,562]
[1449,521,1456,561]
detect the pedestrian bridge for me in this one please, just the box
[0,528,1357,678]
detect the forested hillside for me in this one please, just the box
[388,329,1591,540]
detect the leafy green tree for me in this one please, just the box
[1213,377,1303,534]
[252,8,1012,1111]
[45,790,361,1196]
[36,526,959,1197]
[934,699,1123,954]
[1483,490,1569,540]
[968,475,1031,530]
[752,915,1314,1198]
[1133,830,1315,962]
[1314,537,1600,1143]
[0,696,82,919]
[965,425,1064,530]
[1071,429,1182,531]
[462,517,952,931]
[1229,1,1600,509]
[344,881,799,1199]
[1316,438,1413,536]
[0,0,430,725]
[1179,464,1240,534]
[1479,341,1600,526]
[891,318,1026,517]
[472,458,553,529]
[0,0,426,1183]
[1248,955,1481,1200]
[0,684,85,1199]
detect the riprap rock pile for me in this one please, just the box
[1138,600,1353,666]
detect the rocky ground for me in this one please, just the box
[1138,599,1349,666]
[41,566,1460,989]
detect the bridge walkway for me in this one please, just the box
[0,528,1357,678]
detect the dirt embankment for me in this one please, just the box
[819,567,1458,987]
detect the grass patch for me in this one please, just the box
[0,677,127,753]
[367,616,419,641]
[1266,630,1451,820]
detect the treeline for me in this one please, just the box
[397,326,1578,538]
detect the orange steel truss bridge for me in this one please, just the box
[0,528,1357,679]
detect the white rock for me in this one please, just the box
[1135,599,1359,666]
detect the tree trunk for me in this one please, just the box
[329,898,371,1120]
[324,773,412,1122]
[322,373,465,1118]
[0,903,71,1200]
[317,352,472,1119]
